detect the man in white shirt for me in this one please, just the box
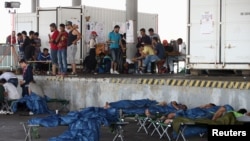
[0,79,21,100]
[0,71,18,87]
[177,38,186,61]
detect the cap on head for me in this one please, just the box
[66,21,73,26]
[163,40,168,46]
[91,31,98,36]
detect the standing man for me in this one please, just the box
[0,71,18,87]
[48,23,59,75]
[56,24,68,76]
[17,32,24,60]
[66,21,82,75]
[6,31,16,44]
[107,25,124,74]
[34,32,41,60]
[21,31,31,61]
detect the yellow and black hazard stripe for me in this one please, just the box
[109,78,250,90]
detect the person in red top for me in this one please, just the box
[6,31,16,45]
[48,23,59,75]
[56,23,68,76]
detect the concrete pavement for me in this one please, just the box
[0,113,207,141]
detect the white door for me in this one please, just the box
[57,7,82,64]
[38,10,57,50]
[188,0,220,63]
[221,0,250,63]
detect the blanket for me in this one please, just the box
[12,92,53,114]
[172,112,243,138]
[28,107,119,141]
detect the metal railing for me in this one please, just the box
[0,43,20,70]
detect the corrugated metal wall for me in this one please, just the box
[15,13,37,33]
[14,6,158,61]
[83,6,158,40]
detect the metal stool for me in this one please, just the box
[113,121,129,141]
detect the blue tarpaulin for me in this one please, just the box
[11,92,53,114]
[28,107,119,141]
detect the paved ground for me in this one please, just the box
[0,113,208,141]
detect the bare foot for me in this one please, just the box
[145,109,150,117]
[104,102,110,109]
[158,101,167,106]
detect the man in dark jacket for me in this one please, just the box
[21,31,34,61]
[19,59,34,97]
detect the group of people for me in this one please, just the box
[6,20,82,77]
[0,58,38,115]
[103,99,250,138]
[131,28,186,74]
[6,24,185,76]
[6,30,51,73]
[104,98,250,122]
[46,22,81,76]
[7,30,41,61]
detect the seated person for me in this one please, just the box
[131,46,144,74]
[37,48,51,73]
[0,78,21,100]
[131,46,144,73]
[166,38,186,74]
[0,71,18,87]
[152,37,166,73]
[140,41,160,74]
[83,48,97,73]
[97,52,112,74]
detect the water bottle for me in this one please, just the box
[32,127,40,139]
[119,109,123,122]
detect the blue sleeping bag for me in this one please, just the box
[11,92,53,114]
[28,107,119,141]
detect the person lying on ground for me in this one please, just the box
[104,99,167,109]
[163,103,219,124]
[144,101,187,118]
[171,109,247,139]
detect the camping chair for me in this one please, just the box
[147,114,172,141]
[112,121,129,141]
[175,122,207,141]
[46,98,70,113]
[136,115,155,135]
[21,122,40,141]
[0,86,5,113]
[0,85,17,114]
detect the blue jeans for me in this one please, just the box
[57,48,67,73]
[50,49,58,65]
[110,48,119,62]
[143,55,160,72]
